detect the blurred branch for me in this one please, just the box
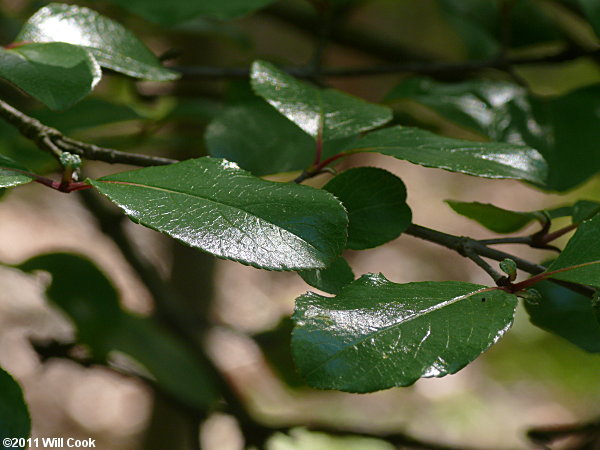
[261,3,429,63]
[0,98,177,167]
[527,418,600,449]
[30,339,502,450]
[174,46,600,80]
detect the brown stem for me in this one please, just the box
[0,98,178,167]
[539,222,579,244]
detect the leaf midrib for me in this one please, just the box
[96,179,327,257]
[302,285,495,377]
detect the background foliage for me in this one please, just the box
[1,0,600,449]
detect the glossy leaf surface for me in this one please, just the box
[0,367,30,446]
[251,60,392,141]
[292,274,517,392]
[546,215,600,287]
[0,42,100,110]
[17,3,178,81]
[91,158,348,271]
[104,0,277,24]
[205,99,314,176]
[388,78,600,191]
[446,201,542,233]
[526,280,600,353]
[342,126,547,184]
[323,167,412,249]
[20,253,218,410]
[0,155,34,188]
[299,256,355,295]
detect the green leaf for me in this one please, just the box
[323,167,412,249]
[0,155,34,188]
[17,3,178,81]
[446,201,542,233]
[437,0,499,59]
[546,214,600,287]
[342,126,547,184]
[572,200,600,224]
[104,0,277,25]
[19,253,218,410]
[251,60,392,141]
[576,0,600,37]
[33,97,141,133]
[299,256,355,295]
[438,0,560,59]
[205,99,315,176]
[0,367,30,446]
[0,42,100,110]
[90,157,348,271]
[526,280,600,353]
[292,274,517,392]
[388,78,600,191]
[386,78,523,138]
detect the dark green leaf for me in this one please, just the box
[0,43,100,110]
[386,78,523,137]
[90,157,348,271]
[388,78,600,191]
[526,280,600,353]
[438,0,560,59]
[0,367,30,446]
[572,200,600,224]
[0,155,33,188]
[33,98,141,133]
[299,256,355,295]
[438,0,499,59]
[205,99,314,176]
[576,0,600,37]
[17,3,178,81]
[593,293,600,325]
[446,201,543,233]
[251,60,392,141]
[104,0,277,25]
[546,215,600,287]
[323,167,412,249]
[342,126,547,184]
[292,274,517,392]
[20,253,218,410]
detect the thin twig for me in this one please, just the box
[404,224,596,297]
[173,47,600,80]
[0,98,178,167]
[539,222,579,245]
[477,236,535,245]
[405,224,547,275]
[527,417,600,447]
[463,248,508,285]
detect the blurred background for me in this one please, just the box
[1,0,600,448]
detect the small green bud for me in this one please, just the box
[519,288,542,306]
[59,152,82,170]
[499,258,517,281]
